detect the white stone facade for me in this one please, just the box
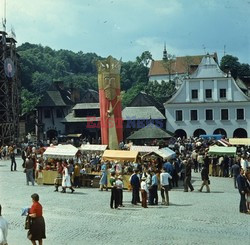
[164,55,250,138]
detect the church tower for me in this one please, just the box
[163,42,168,61]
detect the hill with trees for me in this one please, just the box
[17,43,249,114]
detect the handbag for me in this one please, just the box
[25,215,32,230]
[23,168,27,173]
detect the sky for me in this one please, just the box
[1,0,250,63]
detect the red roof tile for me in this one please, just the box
[149,53,218,77]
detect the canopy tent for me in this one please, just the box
[208,146,237,156]
[142,147,176,161]
[217,139,231,147]
[43,144,79,159]
[102,150,138,162]
[127,124,172,140]
[200,134,222,140]
[160,147,176,159]
[229,138,250,146]
[130,145,159,153]
[80,144,108,151]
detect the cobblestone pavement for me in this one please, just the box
[0,158,249,245]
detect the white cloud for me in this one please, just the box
[0,0,249,63]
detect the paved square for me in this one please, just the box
[0,158,249,245]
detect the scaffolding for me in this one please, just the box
[0,30,20,145]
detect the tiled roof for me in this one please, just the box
[149,54,218,77]
[127,123,172,140]
[73,103,100,110]
[129,92,164,111]
[61,112,100,123]
[36,83,73,107]
[36,91,67,107]
[122,106,165,120]
[80,89,99,103]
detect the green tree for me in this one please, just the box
[220,55,240,79]
[136,51,152,67]
[145,80,176,103]
[162,53,176,82]
[21,89,41,114]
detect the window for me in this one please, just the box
[176,110,183,121]
[44,109,51,118]
[205,109,213,120]
[191,89,198,99]
[205,89,212,99]
[221,109,229,120]
[220,89,226,98]
[56,108,63,118]
[236,109,244,120]
[190,110,198,121]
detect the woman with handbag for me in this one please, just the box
[27,193,46,245]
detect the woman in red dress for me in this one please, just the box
[28,193,46,245]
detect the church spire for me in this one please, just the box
[163,42,168,61]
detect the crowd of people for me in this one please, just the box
[1,136,250,244]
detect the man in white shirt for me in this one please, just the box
[140,176,148,208]
[160,169,172,206]
[0,205,8,245]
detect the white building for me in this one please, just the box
[164,54,250,138]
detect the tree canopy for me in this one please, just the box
[220,55,250,79]
[18,43,249,115]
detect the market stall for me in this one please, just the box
[208,146,237,176]
[229,138,250,146]
[200,134,223,140]
[102,150,139,189]
[208,146,237,156]
[102,150,139,162]
[130,145,159,154]
[42,144,79,185]
[142,147,176,161]
[79,144,108,151]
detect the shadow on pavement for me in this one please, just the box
[169,203,192,207]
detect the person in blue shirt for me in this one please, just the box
[149,171,158,205]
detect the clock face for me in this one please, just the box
[4,58,15,78]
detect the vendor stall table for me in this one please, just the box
[42,170,58,185]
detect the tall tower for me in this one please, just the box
[0,3,20,144]
[163,42,168,61]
